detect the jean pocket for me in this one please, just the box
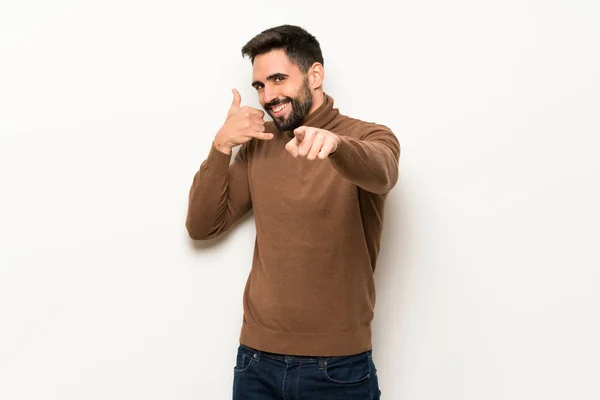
[233,348,255,373]
[322,352,372,384]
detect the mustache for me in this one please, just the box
[266,97,292,109]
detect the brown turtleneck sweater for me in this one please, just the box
[185,94,400,356]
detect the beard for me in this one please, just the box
[264,80,313,132]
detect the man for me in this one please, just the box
[186,24,400,399]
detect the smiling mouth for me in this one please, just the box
[270,102,289,115]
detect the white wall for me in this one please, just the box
[1,1,598,399]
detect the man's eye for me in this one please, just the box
[275,76,284,82]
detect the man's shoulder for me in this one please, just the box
[332,112,395,139]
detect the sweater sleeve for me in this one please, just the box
[185,142,252,240]
[327,125,400,194]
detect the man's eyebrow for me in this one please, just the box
[252,73,289,88]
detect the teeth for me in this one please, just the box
[273,103,288,112]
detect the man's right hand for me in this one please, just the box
[213,89,273,155]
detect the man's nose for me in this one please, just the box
[263,85,278,105]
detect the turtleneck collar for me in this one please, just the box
[282,93,340,137]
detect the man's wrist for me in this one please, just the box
[213,139,232,155]
[329,134,342,156]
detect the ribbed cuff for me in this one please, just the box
[203,142,232,176]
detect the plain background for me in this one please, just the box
[1,0,599,399]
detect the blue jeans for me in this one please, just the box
[232,344,381,399]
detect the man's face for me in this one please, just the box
[252,49,313,132]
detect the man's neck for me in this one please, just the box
[308,90,325,114]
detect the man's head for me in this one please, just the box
[242,25,325,132]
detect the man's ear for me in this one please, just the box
[308,62,324,89]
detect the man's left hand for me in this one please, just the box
[285,126,341,160]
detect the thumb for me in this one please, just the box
[230,88,241,111]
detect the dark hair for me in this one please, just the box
[241,25,324,73]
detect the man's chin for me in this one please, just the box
[273,118,289,131]
[271,114,293,131]
[268,107,304,131]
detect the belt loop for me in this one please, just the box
[318,356,325,370]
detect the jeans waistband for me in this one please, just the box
[239,343,370,365]
[240,344,324,362]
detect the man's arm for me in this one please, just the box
[185,88,272,240]
[328,127,400,194]
[185,143,252,240]
[286,124,400,194]
[185,142,252,240]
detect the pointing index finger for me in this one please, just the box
[294,126,307,142]
[285,137,300,158]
